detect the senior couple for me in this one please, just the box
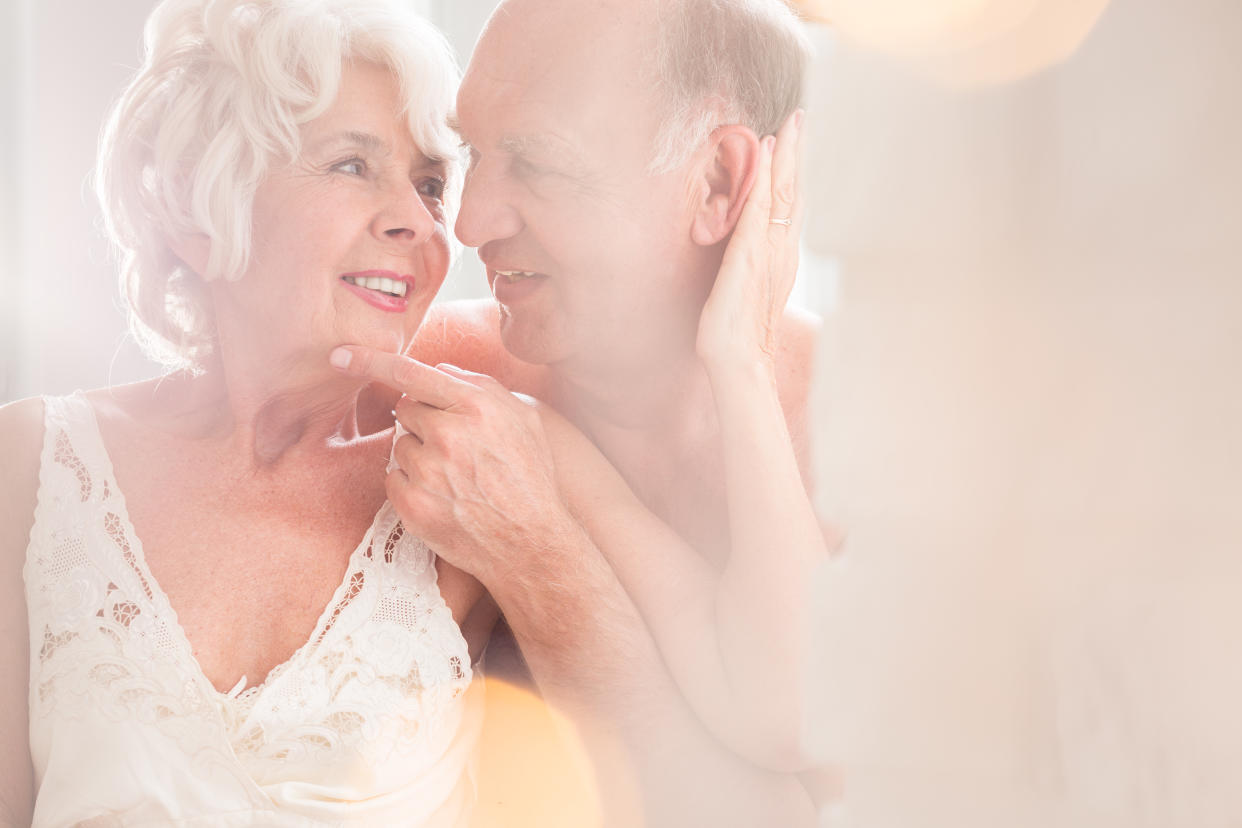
[0,0,831,824]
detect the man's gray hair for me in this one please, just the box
[647,0,811,173]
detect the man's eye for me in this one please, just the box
[332,158,366,176]
[418,177,446,200]
[512,156,545,178]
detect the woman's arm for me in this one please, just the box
[539,112,831,772]
[0,398,45,826]
[537,396,827,776]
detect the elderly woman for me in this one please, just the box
[0,0,491,824]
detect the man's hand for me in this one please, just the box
[696,109,805,371]
[330,346,579,582]
[329,348,819,825]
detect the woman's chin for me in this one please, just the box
[344,328,406,358]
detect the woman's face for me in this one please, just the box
[210,61,451,376]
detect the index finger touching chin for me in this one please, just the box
[330,346,463,409]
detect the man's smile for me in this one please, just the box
[488,268,549,303]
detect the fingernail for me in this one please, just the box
[795,109,805,129]
[329,347,353,370]
[765,135,777,153]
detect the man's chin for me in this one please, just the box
[496,305,564,367]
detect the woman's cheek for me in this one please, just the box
[370,328,405,356]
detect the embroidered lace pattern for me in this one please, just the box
[24,393,476,820]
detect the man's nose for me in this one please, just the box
[454,161,523,248]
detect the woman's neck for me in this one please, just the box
[133,355,377,470]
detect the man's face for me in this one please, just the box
[454,0,710,373]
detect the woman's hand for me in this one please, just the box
[696,110,805,373]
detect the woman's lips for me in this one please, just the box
[340,271,415,313]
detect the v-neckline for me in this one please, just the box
[70,391,387,702]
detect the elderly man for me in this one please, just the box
[337,0,830,823]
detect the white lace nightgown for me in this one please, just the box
[23,393,483,827]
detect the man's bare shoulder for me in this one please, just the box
[774,306,823,492]
[411,300,544,393]
[410,299,501,371]
[775,305,823,405]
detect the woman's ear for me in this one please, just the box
[167,232,211,278]
[689,125,762,247]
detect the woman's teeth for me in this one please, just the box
[343,275,408,297]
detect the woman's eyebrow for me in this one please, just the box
[307,130,391,156]
[307,130,449,169]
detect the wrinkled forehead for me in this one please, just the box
[458,0,660,152]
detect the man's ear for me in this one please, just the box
[689,125,762,247]
[167,232,211,277]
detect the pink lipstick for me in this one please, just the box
[339,270,416,313]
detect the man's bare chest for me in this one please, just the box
[610,441,734,569]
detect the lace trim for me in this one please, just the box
[26,393,474,772]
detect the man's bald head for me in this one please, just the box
[452,0,810,372]
[480,0,810,172]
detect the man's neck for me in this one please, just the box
[546,344,717,442]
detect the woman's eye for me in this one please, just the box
[332,158,366,176]
[417,177,446,200]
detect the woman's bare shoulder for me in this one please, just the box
[0,396,47,561]
[0,395,47,427]
[0,397,39,828]
[0,399,39,828]
[0,397,46,487]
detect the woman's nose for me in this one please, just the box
[375,184,438,248]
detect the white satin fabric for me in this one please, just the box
[24,393,482,827]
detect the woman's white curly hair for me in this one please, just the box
[95,0,461,369]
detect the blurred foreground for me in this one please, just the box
[802,0,1241,825]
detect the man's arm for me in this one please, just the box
[407,295,830,771]
[487,516,818,827]
[330,347,816,826]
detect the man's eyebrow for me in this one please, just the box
[445,117,592,179]
[500,133,588,172]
